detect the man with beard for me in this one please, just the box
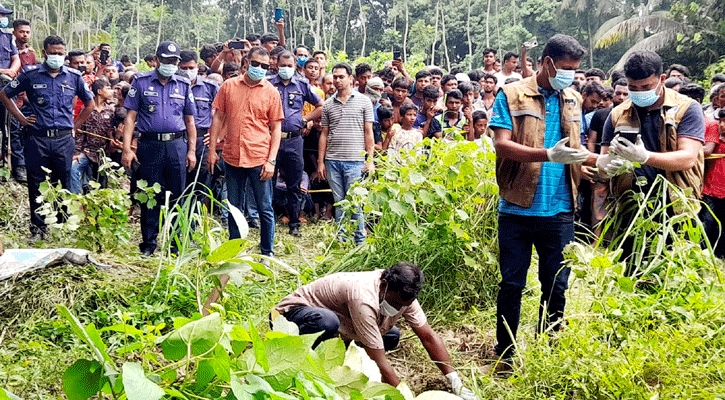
[474,73,497,115]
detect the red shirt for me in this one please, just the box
[703,117,725,198]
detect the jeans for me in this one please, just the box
[495,211,574,359]
[701,194,725,258]
[325,159,366,244]
[70,154,93,194]
[225,163,275,255]
[283,306,400,350]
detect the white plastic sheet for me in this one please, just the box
[0,248,107,281]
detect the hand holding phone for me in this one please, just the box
[393,49,401,60]
[275,8,283,22]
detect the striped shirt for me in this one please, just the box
[321,91,374,162]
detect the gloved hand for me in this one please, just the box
[445,372,479,400]
[595,154,625,178]
[610,134,651,164]
[546,137,589,164]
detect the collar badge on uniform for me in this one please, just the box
[148,104,156,113]
[149,86,154,91]
[10,79,17,88]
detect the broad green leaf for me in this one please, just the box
[408,171,426,185]
[230,377,254,400]
[100,323,146,337]
[388,199,407,216]
[245,374,274,394]
[62,359,103,400]
[161,313,223,360]
[226,201,250,239]
[0,387,21,400]
[196,344,231,389]
[205,262,253,286]
[361,382,405,400]
[271,315,300,336]
[249,319,269,372]
[122,362,164,400]
[163,388,187,399]
[264,334,316,390]
[207,239,248,262]
[57,305,107,364]
[314,338,346,371]
[230,325,253,342]
[249,260,274,278]
[328,365,368,393]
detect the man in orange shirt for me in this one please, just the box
[207,46,283,257]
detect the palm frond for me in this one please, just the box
[594,12,684,49]
[609,30,680,72]
[592,15,626,44]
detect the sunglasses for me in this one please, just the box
[249,60,270,70]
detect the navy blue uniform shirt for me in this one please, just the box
[125,70,196,133]
[190,77,219,130]
[0,30,17,70]
[267,75,322,133]
[4,63,93,131]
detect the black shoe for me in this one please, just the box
[289,226,301,237]
[28,231,46,244]
[13,166,27,184]
[141,248,154,258]
[248,219,260,229]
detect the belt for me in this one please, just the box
[29,128,73,138]
[139,131,185,141]
[197,128,209,135]
[281,130,301,139]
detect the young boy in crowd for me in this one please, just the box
[390,76,414,123]
[413,85,443,139]
[436,89,466,139]
[471,110,493,151]
[383,103,423,154]
[375,105,399,151]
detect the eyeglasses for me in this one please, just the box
[249,60,270,70]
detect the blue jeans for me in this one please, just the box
[225,163,275,255]
[283,305,400,350]
[495,211,574,359]
[325,159,365,244]
[70,154,92,194]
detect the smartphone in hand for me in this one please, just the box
[393,49,401,60]
[275,8,283,22]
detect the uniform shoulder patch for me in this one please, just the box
[66,67,82,76]
[128,86,137,98]
[203,77,220,88]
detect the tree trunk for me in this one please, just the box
[467,0,473,69]
[156,0,164,50]
[262,0,268,34]
[316,0,323,50]
[403,0,409,62]
[441,7,451,70]
[343,0,353,54]
[136,0,141,64]
[512,0,516,27]
[496,0,501,56]
[359,0,367,58]
[586,13,593,68]
[431,1,439,65]
[486,0,491,48]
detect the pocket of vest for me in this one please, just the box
[509,109,544,120]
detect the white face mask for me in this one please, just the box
[380,300,400,317]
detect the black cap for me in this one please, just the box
[156,41,180,59]
[0,4,13,14]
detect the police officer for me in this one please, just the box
[267,50,322,237]
[0,3,20,172]
[121,41,197,257]
[0,35,94,240]
[178,49,218,202]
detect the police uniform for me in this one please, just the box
[3,63,93,233]
[267,74,321,233]
[125,58,196,254]
[186,76,218,199]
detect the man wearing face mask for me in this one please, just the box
[272,262,479,400]
[294,45,310,79]
[121,41,197,257]
[488,34,594,372]
[0,35,95,241]
[597,50,704,267]
[267,50,323,237]
[178,49,219,204]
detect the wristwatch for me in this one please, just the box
[268,158,277,165]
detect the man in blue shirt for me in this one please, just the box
[178,49,218,203]
[487,34,593,372]
[121,41,197,257]
[0,35,95,240]
[268,50,323,237]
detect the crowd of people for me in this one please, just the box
[2,2,725,394]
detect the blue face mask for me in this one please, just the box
[629,81,662,108]
[548,61,575,91]
[297,56,308,69]
[157,62,178,77]
[278,66,295,80]
[0,17,8,28]
[45,54,65,70]
[247,65,267,81]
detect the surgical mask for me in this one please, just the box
[278,66,295,80]
[247,65,267,81]
[628,82,662,108]
[548,62,575,91]
[157,62,178,77]
[45,54,65,70]
[297,56,308,69]
[178,68,198,82]
[0,17,8,28]
[380,300,399,317]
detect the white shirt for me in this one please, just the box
[494,71,523,88]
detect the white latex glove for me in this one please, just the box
[610,134,650,164]
[445,372,479,400]
[546,137,589,164]
[596,154,624,178]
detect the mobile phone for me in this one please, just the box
[393,49,401,60]
[523,40,538,50]
[618,129,639,144]
[100,49,110,65]
[275,8,283,22]
[229,41,246,50]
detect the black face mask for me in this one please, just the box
[77,65,87,73]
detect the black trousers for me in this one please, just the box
[275,136,304,229]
